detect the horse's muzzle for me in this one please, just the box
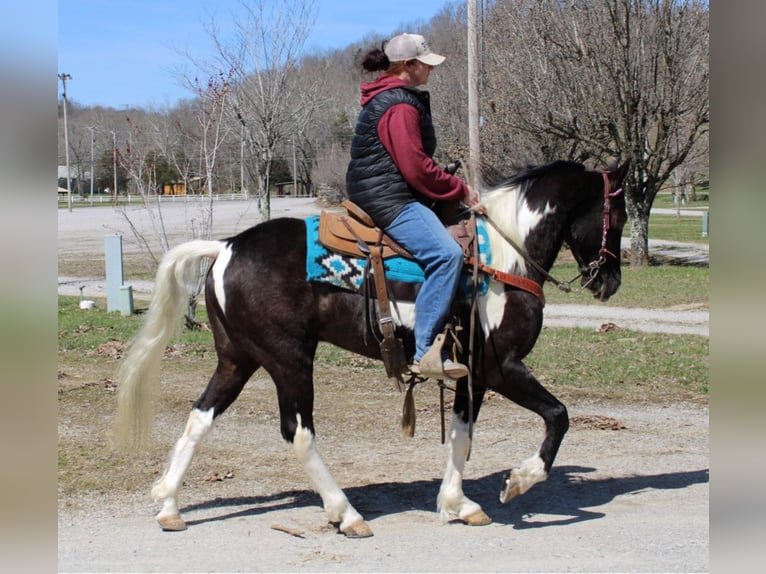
[582,268,621,301]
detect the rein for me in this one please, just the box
[480,214,573,294]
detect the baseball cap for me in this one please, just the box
[384,33,446,66]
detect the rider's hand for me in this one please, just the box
[463,184,486,215]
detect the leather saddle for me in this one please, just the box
[319,199,476,261]
[317,199,477,383]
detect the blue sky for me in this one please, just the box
[58,0,454,109]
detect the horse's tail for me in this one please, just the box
[114,239,223,450]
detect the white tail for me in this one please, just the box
[114,240,223,450]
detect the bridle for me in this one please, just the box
[481,169,623,293]
[579,170,624,289]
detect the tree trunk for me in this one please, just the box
[627,204,650,267]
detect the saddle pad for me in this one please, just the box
[304,215,491,295]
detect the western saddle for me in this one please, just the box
[318,200,478,380]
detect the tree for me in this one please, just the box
[482,0,709,265]
[203,0,321,220]
[114,75,236,328]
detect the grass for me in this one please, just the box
[57,287,708,499]
[543,261,708,308]
[58,268,708,406]
[638,213,709,245]
[58,296,213,353]
[526,327,708,402]
[652,190,709,210]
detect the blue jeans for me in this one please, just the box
[385,201,464,361]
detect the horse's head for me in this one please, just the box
[566,161,630,301]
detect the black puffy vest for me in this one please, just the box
[345,87,436,228]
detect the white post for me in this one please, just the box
[89,126,95,206]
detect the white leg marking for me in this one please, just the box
[292,415,364,531]
[437,414,483,520]
[152,408,215,521]
[211,244,233,313]
[501,452,548,503]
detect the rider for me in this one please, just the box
[345,32,483,380]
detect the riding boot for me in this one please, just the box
[410,332,469,381]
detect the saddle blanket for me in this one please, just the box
[305,215,491,296]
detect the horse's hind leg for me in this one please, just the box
[291,416,372,537]
[152,357,256,531]
[269,358,372,538]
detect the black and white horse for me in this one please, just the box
[116,160,629,537]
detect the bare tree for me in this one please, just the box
[203,0,320,220]
[483,0,709,264]
[181,72,237,327]
[114,75,236,328]
[113,114,173,265]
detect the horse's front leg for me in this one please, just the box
[495,362,569,503]
[437,385,492,526]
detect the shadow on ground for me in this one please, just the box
[179,466,709,530]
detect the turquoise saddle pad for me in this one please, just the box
[304,215,491,296]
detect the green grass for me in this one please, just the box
[652,189,709,209]
[525,328,708,401]
[58,271,709,405]
[623,191,709,244]
[543,261,708,308]
[58,296,213,353]
[638,213,709,244]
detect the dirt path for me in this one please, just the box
[58,399,708,573]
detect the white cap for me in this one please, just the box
[384,33,446,66]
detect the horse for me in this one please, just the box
[115,159,629,537]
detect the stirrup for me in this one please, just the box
[412,333,468,381]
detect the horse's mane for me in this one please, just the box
[478,160,588,273]
[495,160,586,188]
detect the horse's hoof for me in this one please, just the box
[341,520,374,538]
[157,514,187,531]
[500,470,521,503]
[463,509,492,526]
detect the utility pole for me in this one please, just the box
[110,130,118,205]
[58,73,73,212]
[89,126,95,206]
[240,123,246,197]
[467,0,481,190]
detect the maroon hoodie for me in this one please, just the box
[359,74,468,203]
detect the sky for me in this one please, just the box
[58,0,455,109]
